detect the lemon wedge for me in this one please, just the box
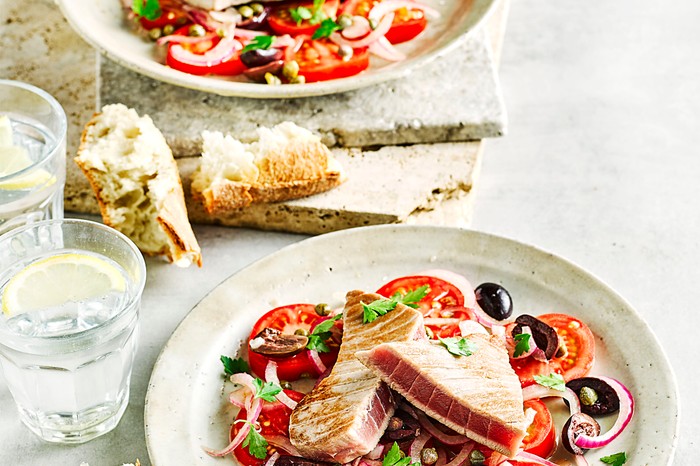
[0,116,55,190]
[2,253,127,317]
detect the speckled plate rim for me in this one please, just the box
[144,225,679,465]
[56,0,498,98]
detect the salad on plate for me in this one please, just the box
[205,270,635,466]
[122,0,439,84]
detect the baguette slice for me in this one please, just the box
[191,122,345,214]
[75,104,202,267]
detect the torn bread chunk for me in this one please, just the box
[355,335,528,458]
[75,104,202,267]
[288,291,425,463]
[191,122,345,214]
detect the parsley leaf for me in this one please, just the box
[242,35,275,53]
[307,313,342,353]
[132,0,161,20]
[534,372,566,391]
[512,333,531,358]
[289,6,313,24]
[362,285,430,323]
[242,425,269,459]
[382,442,419,466]
[439,337,478,357]
[253,378,282,402]
[220,355,250,375]
[312,18,340,39]
[600,452,627,466]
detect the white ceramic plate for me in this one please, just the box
[145,225,679,465]
[56,0,497,98]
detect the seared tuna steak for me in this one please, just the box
[289,290,425,463]
[355,334,527,457]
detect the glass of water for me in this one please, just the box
[0,80,66,235]
[0,219,146,443]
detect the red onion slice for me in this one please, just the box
[409,432,431,463]
[507,326,537,359]
[369,36,406,61]
[444,442,474,466]
[266,434,303,457]
[204,398,263,457]
[416,411,470,445]
[169,36,242,67]
[459,319,489,336]
[330,13,394,48]
[264,452,280,466]
[307,349,328,375]
[522,384,581,416]
[368,0,440,23]
[573,377,634,449]
[235,28,270,38]
[157,32,218,46]
[264,361,299,410]
[365,443,385,460]
[419,269,477,308]
[342,15,372,39]
[511,451,560,466]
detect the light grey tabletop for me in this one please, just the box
[1,0,697,464]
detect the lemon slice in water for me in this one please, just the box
[2,253,127,317]
[0,145,55,190]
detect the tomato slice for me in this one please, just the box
[338,0,427,44]
[268,0,340,36]
[424,306,477,339]
[292,38,370,82]
[248,304,340,381]
[510,313,595,387]
[231,390,305,466]
[165,27,246,76]
[139,7,188,30]
[521,399,556,458]
[376,275,465,316]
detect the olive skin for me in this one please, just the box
[240,47,283,68]
[475,282,513,320]
[567,377,620,415]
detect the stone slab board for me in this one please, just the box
[66,141,482,234]
[99,30,505,156]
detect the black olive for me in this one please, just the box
[276,456,333,466]
[474,283,513,320]
[562,412,600,455]
[243,60,284,83]
[566,377,620,415]
[513,314,559,360]
[249,327,308,357]
[240,47,284,68]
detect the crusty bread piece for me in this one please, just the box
[190,122,345,215]
[75,104,202,267]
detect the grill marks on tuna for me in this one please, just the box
[288,290,425,463]
[355,335,527,458]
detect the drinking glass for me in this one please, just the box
[0,80,67,235]
[0,219,146,443]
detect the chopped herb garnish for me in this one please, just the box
[439,337,478,357]
[290,6,313,24]
[242,35,275,53]
[132,0,161,20]
[242,424,269,459]
[512,333,531,358]
[307,313,342,352]
[253,377,282,402]
[220,355,250,375]
[312,18,341,39]
[362,285,430,323]
[534,372,566,392]
[382,442,419,466]
[600,452,627,466]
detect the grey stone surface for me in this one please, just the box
[66,142,482,234]
[99,29,505,155]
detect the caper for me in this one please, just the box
[265,72,282,85]
[337,13,354,29]
[579,386,599,406]
[315,303,331,316]
[148,28,162,40]
[283,60,300,79]
[421,448,438,465]
[250,2,265,14]
[239,5,255,18]
[290,75,306,84]
[386,416,403,431]
[188,24,206,37]
[294,328,309,337]
[469,449,486,466]
[338,45,353,61]
[163,24,175,35]
[279,380,293,390]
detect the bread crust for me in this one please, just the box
[75,108,202,267]
[192,128,344,215]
